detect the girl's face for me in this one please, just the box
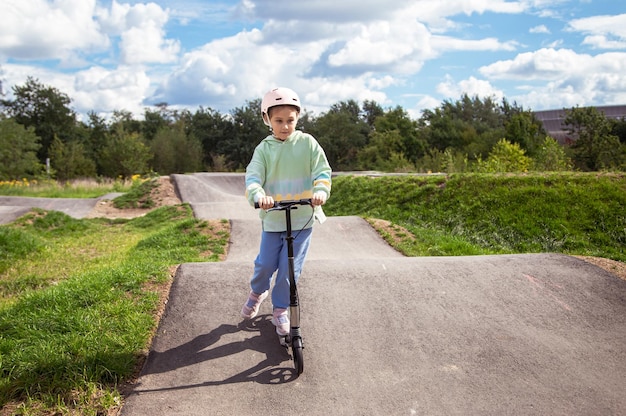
[269,106,299,141]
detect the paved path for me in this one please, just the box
[121,173,626,416]
[2,174,625,415]
[0,196,98,224]
[0,192,123,224]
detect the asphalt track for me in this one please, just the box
[0,192,124,225]
[2,173,625,415]
[0,196,99,224]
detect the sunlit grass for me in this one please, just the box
[1,171,624,415]
[0,204,229,415]
[1,217,143,304]
[326,172,626,262]
[0,176,143,198]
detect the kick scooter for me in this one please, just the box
[256,199,312,376]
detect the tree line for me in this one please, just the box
[1,77,625,181]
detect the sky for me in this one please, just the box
[1,0,625,121]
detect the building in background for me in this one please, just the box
[533,105,626,144]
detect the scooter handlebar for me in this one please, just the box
[254,199,312,209]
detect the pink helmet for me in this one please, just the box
[261,87,301,126]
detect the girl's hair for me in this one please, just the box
[268,104,300,119]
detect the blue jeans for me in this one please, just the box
[250,227,313,310]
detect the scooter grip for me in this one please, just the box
[254,201,277,209]
[254,199,312,209]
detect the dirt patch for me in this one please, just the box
[574,255,626,282]
[367,218,413,248]
[86,176,181,219]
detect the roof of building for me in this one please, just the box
[533,105,626,143]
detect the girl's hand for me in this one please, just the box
[311,192,327,207]
[257,195,275,209]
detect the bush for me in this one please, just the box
[476,139,532,172]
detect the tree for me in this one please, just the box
[563,106,622,171]
[226,99,267,170]
[297,110,316,134]
[609,118,626,145]
[357,130,414,172]
[82,112,109,166]
[362,100,384,129]
[0,117,41,180]
[419,94,506,159]
[98,127,152,178]
[110,110,142,136]
[150,122,204,174]
[533,136,572,171]
[49,137,97,180]
[504,111,545,157]
[143,107,171,142]
[417,148,470,173]
[476,139,532,173]
[310,100,370,170]
[0,77,77,162]
[189,106,235,170]
[374,106,426,164]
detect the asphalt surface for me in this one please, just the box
[2,173,625,415]
[0,196,96,224]
[0,192,122,225]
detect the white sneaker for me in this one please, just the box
[271,308,290,336]
[241,290,268,319]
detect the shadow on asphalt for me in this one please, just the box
[3,173,625,415]
[135,315,299,388]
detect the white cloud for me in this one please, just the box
[436,75,504,101]
[479,48,589,80]
[150,0,532,113]
[530,25,550,34]
[479,48,626,110]
[567,14,626,49]
[2,62,152,119]
[327,21,432,68]
[581,36,626,50]
[3,0,624,120]
[406,94,444,119]
[259,20,355,45]
[119,24,180,65]
[367,75,397,90]
[96,1,180,64]
[431,36,518,52]
[301,76,389,115]
[516,87,583,110]
[150,28,317,108]
[0,0,182,66]
[545,39,563,48]
[72,66,151,116]
[399,0,526,32]
[235,0,411,22]
[149,26,394,114]
[0,0,108,62]
[401,0,525,22]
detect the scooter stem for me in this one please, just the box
[284,206,300,326]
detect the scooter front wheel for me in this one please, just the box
[292,337,304,375]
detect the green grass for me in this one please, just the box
[0,206,229,415]
[0,178,135,198]
[1,171,625,414]
[112,179,158,209]
[325,172,626,262]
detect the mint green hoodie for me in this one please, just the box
[245,130,332,232]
